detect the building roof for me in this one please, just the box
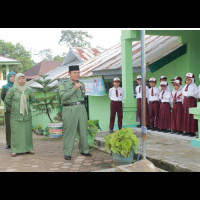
[27,36,184,87]
[24,60,62,79]
[0,55,21,64]
[72,47,106,61]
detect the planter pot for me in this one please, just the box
[48,122,63,138]
[112,150,134,165]
[87,134,94,147]
[36,129,43,135]
[76,134,95,148]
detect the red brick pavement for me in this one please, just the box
[0,127,114,172]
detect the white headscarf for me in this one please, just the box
[14,73,28,116]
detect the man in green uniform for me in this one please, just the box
[59,65,92,160]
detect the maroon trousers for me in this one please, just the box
[171,103,184,132]
[109,101,123,130]
[149,101,160,128]
[137,98,150,126]
[158,103,171,130]
[183,97,198,133]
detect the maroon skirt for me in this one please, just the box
[171,103,184,131]
[158,103,171,130]
[183,97,198,133]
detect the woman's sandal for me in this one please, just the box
[11,153,17,157]
[29,151,35,155]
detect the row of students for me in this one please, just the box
[136,72,199,137]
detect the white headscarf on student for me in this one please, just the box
[14,73,28,116]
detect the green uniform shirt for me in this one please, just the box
[59,78,85,104]
[4,87,36,122]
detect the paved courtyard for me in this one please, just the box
[0,126,114,172]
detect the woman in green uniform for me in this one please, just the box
[4,73,36,157]
[1,71,16,149]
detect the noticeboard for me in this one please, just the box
[80,76,107,96]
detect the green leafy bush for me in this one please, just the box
[36,124,42,130]
[87,120,98,138]
[105,128,139,157]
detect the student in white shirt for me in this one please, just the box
[135,75,150,128]
[148,77,160,130]
[171,79,184,134]
[158,81,171,133]
[108,77,124,133]
[198,74,200,101]
[159,75,171,93]
[182,73,198,137]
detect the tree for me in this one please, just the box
[59,30,93,48]
[30,75,61,123]
[0,40,35,73]
[37,48,53,61]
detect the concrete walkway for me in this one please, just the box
[94,128,200,172]
[0,126,114,172]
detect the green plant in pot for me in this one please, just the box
[105,128,139,165]
[77,120,99,148]
[35,124,43,135]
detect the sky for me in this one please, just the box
[0,28,123,63]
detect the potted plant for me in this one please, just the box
[76,120,99,148]
[105,128,139,165]
[30,75,63,138]
[35,124,43,135]
[48,112,63,138]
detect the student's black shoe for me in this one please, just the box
[149,127,154,130]
[182,132,190,136]
[81,153,92,157]
[146,126,151,130]
[109,129,113,133]
[5,145,11,149]
[189,132,196,137]
[176,131,183,134]
[157,129,164,132]
[163,129,171,133]
[64,155,71,160]
[136,125,141,128]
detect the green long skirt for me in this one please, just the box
[10,119,33,154]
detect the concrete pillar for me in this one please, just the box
[6,65,9,76]
[189,102,200,147]
[121,31,137,127]
[0,65,3,81]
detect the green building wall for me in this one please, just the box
[87,43,200,131]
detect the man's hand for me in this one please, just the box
[74,82,82,90]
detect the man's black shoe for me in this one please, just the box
[5,145,11,149]
[81,153,92,157]
[64,155,71,160]
[157,129,164,132]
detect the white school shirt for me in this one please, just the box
[136,85,149,100]
[182,83,199,98]
[171,89,183,103]
[198,85,200,98]
[159,90,171,103]
[109,87,124,101]
[159,84,171,93]
[148,87,160,102]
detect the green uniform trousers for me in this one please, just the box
[5,112,11,146]
[62,104,89,156]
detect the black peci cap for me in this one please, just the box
[69,65,80,72]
